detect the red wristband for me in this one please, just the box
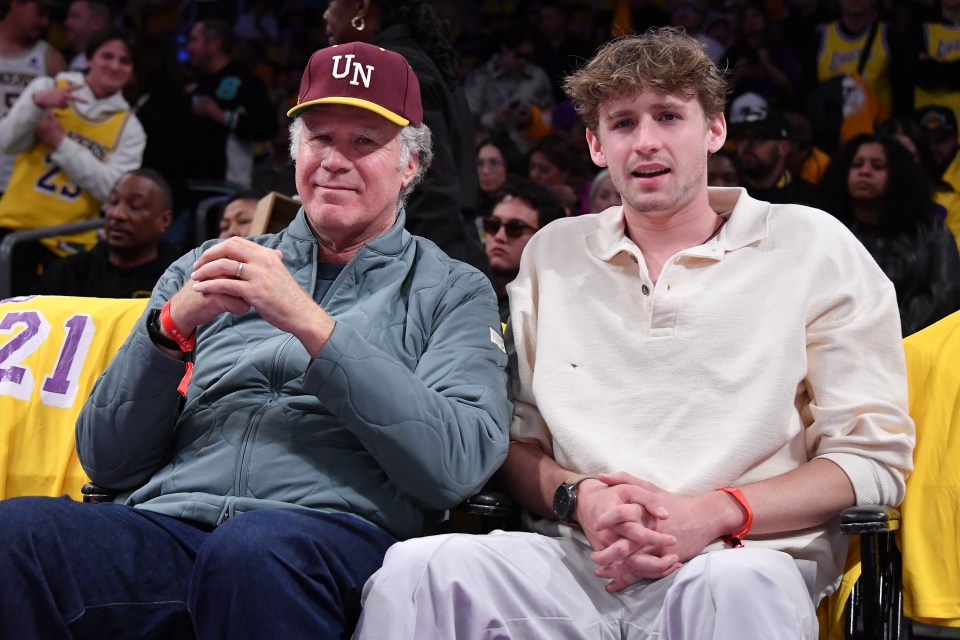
[159,300,195,353]
[719,486,753,548]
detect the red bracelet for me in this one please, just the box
[159,300,196,396]
[159,300,195,353]
[719,486,753,548]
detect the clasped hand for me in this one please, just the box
[576,472,727,592]
[167,238,327,350]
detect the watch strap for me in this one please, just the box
[146,308,181,351]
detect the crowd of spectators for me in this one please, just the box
[0,0,958,334]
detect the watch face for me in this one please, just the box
[553,484,574,520]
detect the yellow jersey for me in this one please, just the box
[816,20,892,113]
[0,78,131,256]
[0,295,147,500]
[915,22,960,129]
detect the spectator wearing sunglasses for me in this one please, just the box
[483,176,565,323]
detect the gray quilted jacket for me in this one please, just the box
[76,209,512,539]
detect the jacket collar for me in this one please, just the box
[285,206,412,259]
[585,187,770,263]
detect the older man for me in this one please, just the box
[0,42,511,639]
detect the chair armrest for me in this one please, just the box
[839,504,901,535]
[445,489,522,534]
[0,219,105,299]
[460,490,520,520]
[80,482,119,504]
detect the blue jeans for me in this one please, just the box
[0,496,395,639]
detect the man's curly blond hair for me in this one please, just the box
[563,27,728,134]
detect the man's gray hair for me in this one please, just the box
[288,116,433,209]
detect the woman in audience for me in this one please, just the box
[818,134,960,335]
[587,168,621,213]
[0,26,144,295]
[708,149,742,187]
[476,132,525,219]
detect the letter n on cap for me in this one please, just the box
[331,54,374,88]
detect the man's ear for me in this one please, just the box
[400,152,419,190]
[586,128,607,168]
[707,113,727,154]
[158,209,173,232]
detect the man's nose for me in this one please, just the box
[633,117,663,153]
[106,204,129,221]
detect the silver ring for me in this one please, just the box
[235,261,244,278]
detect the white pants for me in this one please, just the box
[353,531,820,640]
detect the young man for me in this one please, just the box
[355,28,915,639]
[482,176,565,323]
[39,169,178,298]
[0,42,510,638]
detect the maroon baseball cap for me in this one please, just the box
[286,42,423,127]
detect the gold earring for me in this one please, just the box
[351,15,365,31]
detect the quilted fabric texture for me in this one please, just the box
[76,210,513,540]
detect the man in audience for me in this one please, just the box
[730,104,820,206]
[64,0,110,71]
[39,168,178,298]
[0,0,65,194]
[0,42,510,638]
[917,104,960,251]
[918,104,960,184]
[483,176,565,323]
[356,28,914,639]
[464,28,555,154]
[185,19,277,187]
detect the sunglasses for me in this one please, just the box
[482,217,537,239]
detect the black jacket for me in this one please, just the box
[190,60,277,183]
[852,216,960,336]
[374,24,491,279]
[39,242,181,299]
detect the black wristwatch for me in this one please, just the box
[146,308,181,351]
[552,474,591,523]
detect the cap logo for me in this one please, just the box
[331,54,373,89]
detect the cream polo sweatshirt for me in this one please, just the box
[507,187,916,601]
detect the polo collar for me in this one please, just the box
[585,187,770,263]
